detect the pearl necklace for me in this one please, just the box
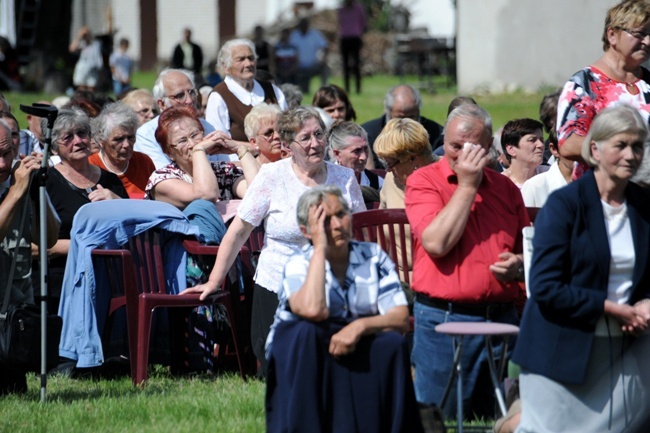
[98,151,129,175]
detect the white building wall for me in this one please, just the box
[112,0,141,64]
[457,0,616,93]
[237,0,269,37]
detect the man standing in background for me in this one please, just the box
[338,0,366,94]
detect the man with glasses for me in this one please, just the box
[205,38,287,144]
[134,68,222,168]
[362,84,444,169]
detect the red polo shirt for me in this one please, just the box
[405,158,529,303]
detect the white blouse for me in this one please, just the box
[237,158,366,293]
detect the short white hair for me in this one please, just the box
[218,38,257,70]
[152,68,195,102]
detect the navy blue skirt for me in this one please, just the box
[266,320,423,433]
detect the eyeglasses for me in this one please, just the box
[257,128,277,140]
[166,88,198,102]
[173,130,203,148]
[136,106,157,117]
[381,158,404,171]
[293,130,326,147]
[58,129,89,145]
[617,27,650,41]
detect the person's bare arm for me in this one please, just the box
[181,216,255,300]
[329,305,409,356]
[558,133,585,162]
[420,145,487,257]
[287,204,329,321]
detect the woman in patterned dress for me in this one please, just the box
[557,0,650,179]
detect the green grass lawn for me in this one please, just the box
[1,370,266,433]
[3,72,545,134]
[0,72,532,432]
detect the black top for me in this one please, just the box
[46,167,128,268]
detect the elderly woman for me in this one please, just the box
[558,0,650,179]
[45,108,128,311]
[121,89,159,126]
[243,103,283,165]
[312,84,356,122]
[144,105,259,223]
[328,120,382,203]
[89,102,155,199]
[183,107,365,376]
[265,186,422,432]
[206,38,287,143]
[501,118,546,188]
[512,105,650,432]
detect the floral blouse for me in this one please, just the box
[144,161,244,201]
[557,66,650,178]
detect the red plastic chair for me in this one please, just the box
[93,229,245,385]
[352,208,412,286]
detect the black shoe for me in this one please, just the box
[48,357,78,377]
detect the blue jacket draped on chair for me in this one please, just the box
[57,200,201,368]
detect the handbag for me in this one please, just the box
[0,190,62,372]
[0,303,62,372]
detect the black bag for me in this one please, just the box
[0,190,62,373]
[0,303,62,372]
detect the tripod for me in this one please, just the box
[19,103,58,403]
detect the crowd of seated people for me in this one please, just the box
[4,4,650,430]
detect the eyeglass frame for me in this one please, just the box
[57,129,90,146]
[171,129,204,149]
[292,130,326,147]
[166,88,199,103]
[615,26,650,41]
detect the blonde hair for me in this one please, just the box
[244,103,282,139]
[602,0,650,51]
[374,118,431,162]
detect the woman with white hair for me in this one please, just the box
[205,38,287,142]
[89,102,156,198]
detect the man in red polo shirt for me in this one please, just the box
[404,104,529,420]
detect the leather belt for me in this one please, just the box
[415,293,513,319]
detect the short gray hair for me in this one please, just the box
[91,102,139,144]
[153,68,195,102]
[45,108,91,153]
[384,84,421,113]
[582,104,648,167]
[327,121,368,160]
[244,103,282,139]
[296,185,350,229]
[279,83,303,109]
[218,38,257,71]
[445,104,493,139]
[277,106,326,145]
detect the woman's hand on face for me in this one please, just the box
[88,184,121,202]
[308,204,328,250]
